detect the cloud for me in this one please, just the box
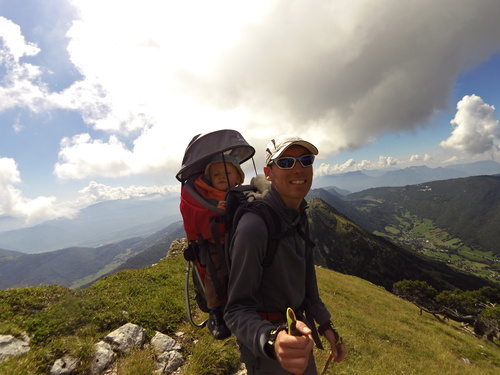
[440,95,500,154]
[410,154,432,163]
[75,181,179,207]
[315,155,402,176]
[0,157,77,225]
[0,17,48,113]
[3,0,500,183]
[182,0,500,155]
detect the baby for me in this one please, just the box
[195,154,244,209]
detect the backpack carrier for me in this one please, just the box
[176,129,256,328]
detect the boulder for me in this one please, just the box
[50,354,79,375]
[0,334,30,362]
[90,341,115,375]
[103,322,146,355]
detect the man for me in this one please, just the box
[224,135,346,374]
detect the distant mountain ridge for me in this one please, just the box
[0,221,185,289]
[314,160,500,193]
[0,194,181,254]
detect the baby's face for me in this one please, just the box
[209,162,241,191]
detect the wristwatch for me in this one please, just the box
[264,323,288,359]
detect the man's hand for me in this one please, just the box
[274,320,314,374]
[323,328,346,363]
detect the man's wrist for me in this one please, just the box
[264,323,288,359]
[318,320,341,343]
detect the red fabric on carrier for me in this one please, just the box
[180,185,225,243]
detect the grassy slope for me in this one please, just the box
[1,249,499,374]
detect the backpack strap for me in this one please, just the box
[230,199,293,268]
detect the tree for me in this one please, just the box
[393,280,500,341]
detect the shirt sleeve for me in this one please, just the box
[224,211,276,358]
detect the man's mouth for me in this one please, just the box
[291,180,306,185]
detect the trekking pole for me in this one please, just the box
[320,335,343,374]
[320,352,334,375]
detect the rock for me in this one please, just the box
[91,341,116,375]
[50,354,78,375]
[151,332,182,354]
[103,322,146,355]
[151,331,184,374]
[0,334,30,362]
[157,350,184,374]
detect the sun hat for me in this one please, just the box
[204,154,245,182]
[265,135,319,166]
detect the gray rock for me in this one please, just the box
[91,341,116,375]
[0,334,30,362]
[151,331,181,354]
[103,322,146,355]
[50,354,79,375]
[157,350,184,374]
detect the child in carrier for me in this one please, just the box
[193,154,245,339]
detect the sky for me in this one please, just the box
[1,0,500,229]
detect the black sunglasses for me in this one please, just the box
[272,155,315,169]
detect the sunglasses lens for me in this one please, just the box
[275,158,296,169]
[300,155,314,167]
[274,155,315,169]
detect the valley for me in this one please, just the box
[357,202,500,284]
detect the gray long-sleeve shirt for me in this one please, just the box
[224,187,331,359]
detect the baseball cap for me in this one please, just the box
[265,135,319,166]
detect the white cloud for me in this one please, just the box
[183,0,500,155]
[409,154,432,163]
[75,181,179,207]
[0,17,49,113]
[440,95,500,154]
[315,155,403,176]
[0,157,78,225]
[3,0,500,184]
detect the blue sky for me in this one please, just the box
[1,0,500,228]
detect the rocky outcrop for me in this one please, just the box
[49,322,185,375]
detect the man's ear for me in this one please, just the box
[263,166,271,181]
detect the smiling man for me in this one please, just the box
[224,135,345,375]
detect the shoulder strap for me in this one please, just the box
[231,200,288,267]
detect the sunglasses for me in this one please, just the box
[271,155,315,169]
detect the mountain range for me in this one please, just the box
[1,180,496,293]
[1,161,498,255]
[0,221,185,289]
[0,193,181,254]
[314,160,500,193]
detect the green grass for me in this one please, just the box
[1,248,499,374]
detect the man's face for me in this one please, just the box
[209,162,242,191]
[264,145,314,209]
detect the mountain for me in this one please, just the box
[313,160,500,193]
[0,193,181,254]
[307,197,493,292]
[447,160,500,175]
[0,248,24,259]
[0,221,184,289]
[346,175,500,256]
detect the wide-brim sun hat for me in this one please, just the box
[204,154,245,182]
[265,135,319,166]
